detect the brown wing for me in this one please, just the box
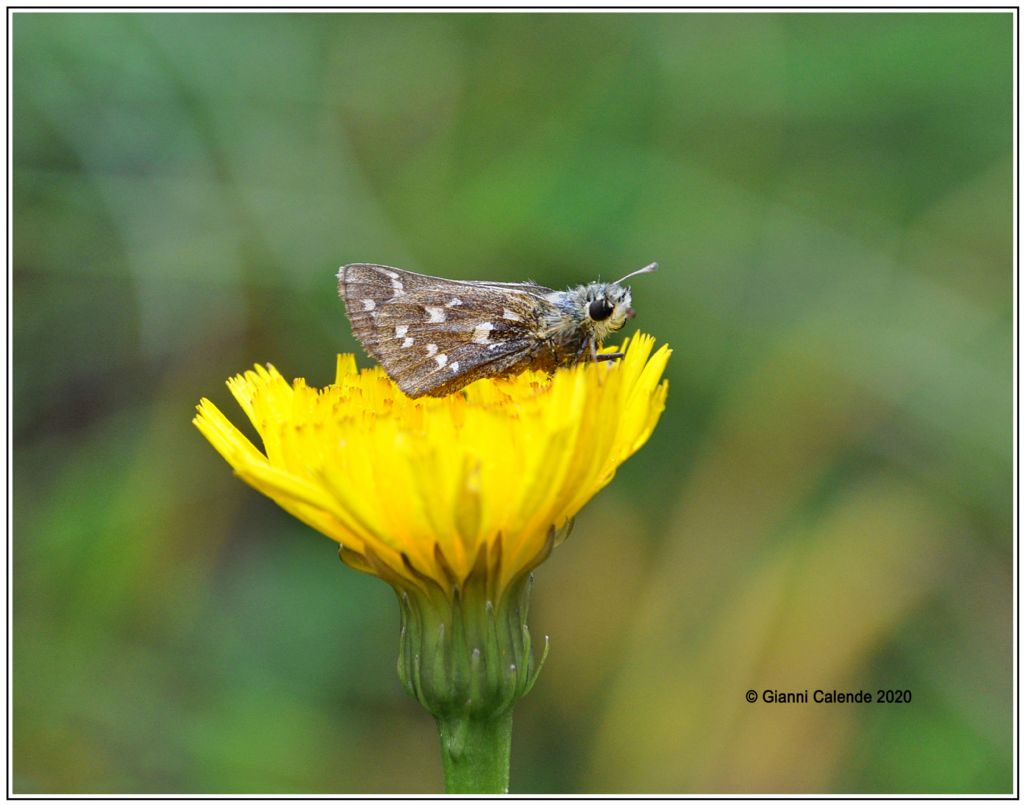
[337,263,559,396]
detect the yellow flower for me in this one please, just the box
[195,332,669,788]
[193,333,669,598]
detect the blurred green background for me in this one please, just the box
[12,11,1013,794]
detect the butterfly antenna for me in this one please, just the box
[613,262,659,285]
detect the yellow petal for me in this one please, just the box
[193,333,670,597]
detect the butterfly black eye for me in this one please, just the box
[588,298,614,321]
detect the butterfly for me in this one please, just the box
[337,262,657,398]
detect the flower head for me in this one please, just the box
[196,332,669,746]
[194,333,670,599]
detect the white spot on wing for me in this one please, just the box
[425,344,438,357]
[450,361,460,372]
[390,278,404,296]
[402,337,414,348]
[384,270,399,279]
[502,308,522,322]
[361,299,376,311]
[425,306,446,323]
[434,354,448,368]
[395,325,409,338]
[447,297,463,307]
[472,322,495,344]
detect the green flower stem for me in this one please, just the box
[437,710,514,794]
[343,534,561,794]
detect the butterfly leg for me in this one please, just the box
[589,338,624,363]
